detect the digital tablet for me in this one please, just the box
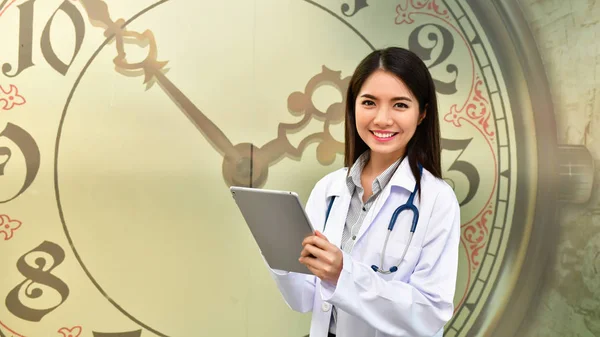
[230,186,315,274]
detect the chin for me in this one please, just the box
[368,144,405,157]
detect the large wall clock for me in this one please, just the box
[0,0,594,336]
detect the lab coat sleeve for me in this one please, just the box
[264,174,330,313]
[264,257,316,313]
[320,184,461,337]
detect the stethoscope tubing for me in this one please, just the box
[322,164,422,274]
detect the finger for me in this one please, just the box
[300,244,317,257]
[301,235,317,247]
[299,254,327,271]
[300,251,316,259]
[303,235,333,251]
[300,242,326,258]
[299,245,314,258]
[315,230,329,241]
[299,245,329,262]
[302,243,327,259]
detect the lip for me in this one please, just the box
[370,130,398,142]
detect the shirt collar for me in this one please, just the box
[345,150,409,195]
[325,152,419,198]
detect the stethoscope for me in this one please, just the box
[323,164,422,275]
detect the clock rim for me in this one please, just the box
[464,0,559,336]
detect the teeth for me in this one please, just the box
[373,131,395,138]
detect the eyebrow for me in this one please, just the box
[360,94,412,102]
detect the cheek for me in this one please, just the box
[397,111,421,132]
[354,107,370,129]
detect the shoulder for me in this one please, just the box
[310,167,348,194]
[420,167,459,207]
[418,168,461,238]
[304,167,347,219]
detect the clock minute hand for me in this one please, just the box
[78,0,128,41]
[150,69,239,160]
[78,0,240,161]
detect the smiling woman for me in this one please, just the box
[266,47,460,337]
[345,47,442,201]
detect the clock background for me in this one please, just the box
[0,1,598,337]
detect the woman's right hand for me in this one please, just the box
[299,231,343,285]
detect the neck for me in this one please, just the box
[364,150,405,177]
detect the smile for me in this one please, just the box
[371,130,398,141]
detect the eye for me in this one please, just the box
[361,100,375,106]
[394,102,409,109]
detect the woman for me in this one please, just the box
[267,47,460,337]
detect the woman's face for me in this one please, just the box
[355,69,424,161]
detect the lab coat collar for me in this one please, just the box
[325,168,348,198]
[324,155,417,198]
[389,156,417,193]
[320,155,420,248]
[355,156,419,244]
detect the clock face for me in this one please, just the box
[0,0,541,336]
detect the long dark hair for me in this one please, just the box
[344,47,442,195]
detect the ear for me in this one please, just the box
[418,104,428,125]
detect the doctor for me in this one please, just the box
[267,47,461,337]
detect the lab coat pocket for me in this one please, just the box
[374,241,422,282]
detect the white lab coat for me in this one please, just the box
[267,158,461,337]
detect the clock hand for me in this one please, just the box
[78,0,240,161]
[257,112,342,165]
[258,66,347,165]
[150,69,239,159]
[78,0,117,31]
[78,0,347,187]
[234,66,347,187]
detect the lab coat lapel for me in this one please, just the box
[327,192,351,248]
[323,172,351,249]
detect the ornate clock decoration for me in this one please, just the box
[0,0,596,336]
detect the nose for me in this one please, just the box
[373,106,393,127]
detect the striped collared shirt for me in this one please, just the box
[341,150,403,253]
[330,150,402,333]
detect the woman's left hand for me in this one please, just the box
[299,230,343,285]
